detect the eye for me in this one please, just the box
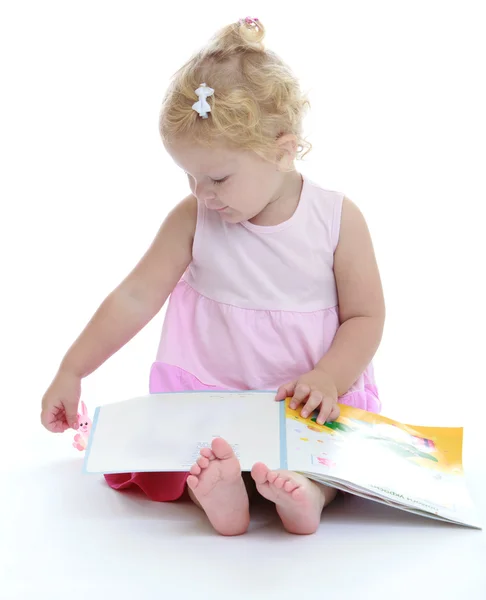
[212,177,228,185]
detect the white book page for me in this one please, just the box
[84,392,281,473]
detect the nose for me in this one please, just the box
[194,182,218,209]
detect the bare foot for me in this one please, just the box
[187,438,250,536]
[251,463,336,534]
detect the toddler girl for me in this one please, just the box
[41,17,385,536]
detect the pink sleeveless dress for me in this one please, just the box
[104,175,381,501]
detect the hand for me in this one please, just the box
[276,369,340,425]
[41,368,82,433]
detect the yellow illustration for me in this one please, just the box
[284,398,463,474]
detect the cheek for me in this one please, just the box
[224,175,271,216]
[187,176,195,192]
[246,180,272,209]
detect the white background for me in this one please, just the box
[1,1,485,598]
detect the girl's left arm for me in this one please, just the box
[276,196,385,423]
[315,196,386,395]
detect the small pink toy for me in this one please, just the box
[72,401,92,452]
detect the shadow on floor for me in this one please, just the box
[12,459,467,534]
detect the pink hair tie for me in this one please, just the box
[239,16,259,28]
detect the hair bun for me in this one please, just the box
[237,17,265,50]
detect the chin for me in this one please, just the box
[219,212,242,224]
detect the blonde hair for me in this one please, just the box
[159,18,311,161]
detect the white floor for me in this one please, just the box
[2,430,485,600]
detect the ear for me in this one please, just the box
[276,133,298,170]
[81,401,88,417]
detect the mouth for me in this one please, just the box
[214,206,228,212]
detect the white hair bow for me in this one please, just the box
[192,83,214,119]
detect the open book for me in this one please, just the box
[84,391,481,529]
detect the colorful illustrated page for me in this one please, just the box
[284,400,475,519]
[84,392,282,474]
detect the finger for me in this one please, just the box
[301,390,323,419]
[41,408,69,433]
[316,397,337,425]
[40,410,55,432]
[65,402,80,430]
[290,384,311,409]
[276,381,296,402]
[329,404,340,422]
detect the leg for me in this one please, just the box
[186,438,250,536]
[251,463,337,535]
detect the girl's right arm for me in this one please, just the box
[41,194,197,432]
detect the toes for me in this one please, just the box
[291,487,305,501]
[197,455,210,469]
[191,453,211,475]
[211,438,235,460]
[284,479,299,493]
[271,473,300,493]
[186,475,198,490]
[200,447,214,460]
[190,463,202,476]
[253,467,302,495]
[251,462,270,485]
[267,471,279,485]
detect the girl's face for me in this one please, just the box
[165,138,292,224]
